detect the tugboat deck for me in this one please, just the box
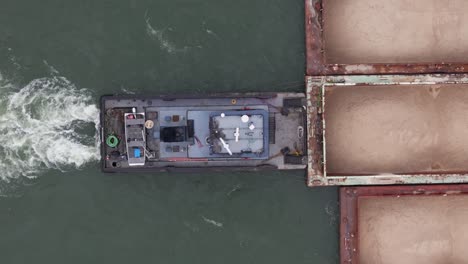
[100,93,307,172]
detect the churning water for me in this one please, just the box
[0,74,100,180]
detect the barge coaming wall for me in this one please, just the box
[307,74,468,186]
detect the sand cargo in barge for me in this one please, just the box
[100,93,307,172]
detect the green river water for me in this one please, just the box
[0,0,339,263]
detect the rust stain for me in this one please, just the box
[306,76,325,184]
[305,0,326,76]
[322,63,468,75]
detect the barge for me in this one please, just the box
[305,0,468,75]
[305,0,468,186]
[307,74,468,186]
[100,93,307,172]
[340,185,468,264]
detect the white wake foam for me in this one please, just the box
[145,16,190,54]
[0,76,100,180]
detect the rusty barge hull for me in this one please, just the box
[307,74,468,186]
[305,0,468,75]
[340,185,468,264]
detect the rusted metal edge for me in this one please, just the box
[304,0,468,76]
[340,188,358,264]
[310,63,468,76]
[306,76,325,185]
[307,74,468,187]
[340,184,468,264]
[305,0,325,75]
[322,174,468,186]
[321,74,468,86]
